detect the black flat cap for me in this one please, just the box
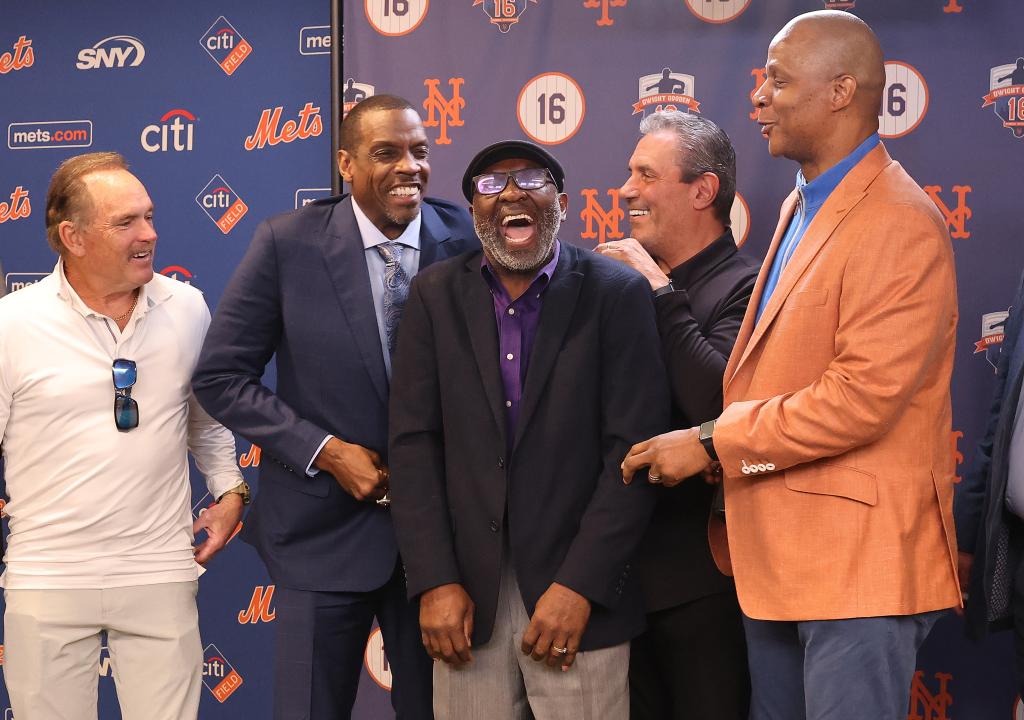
[462,139,566,201]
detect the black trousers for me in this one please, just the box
[630,590,751,720]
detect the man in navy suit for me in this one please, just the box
[192,94,478,719]
[957,271,1024,698]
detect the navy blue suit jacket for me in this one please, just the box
[957,270,1024,638]
[193,195,477,591]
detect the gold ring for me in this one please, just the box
[551,645,568,655]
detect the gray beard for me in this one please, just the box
[475,200,561,274]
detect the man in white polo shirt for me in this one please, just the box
[0,152,245,720]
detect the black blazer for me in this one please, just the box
[192,195,477,591]
[388,242,670,651]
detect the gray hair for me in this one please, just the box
[638,111,736,226]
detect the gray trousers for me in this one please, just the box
[433,559,629,720]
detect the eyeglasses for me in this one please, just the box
[473,168,554,196]
[112,358,139,431]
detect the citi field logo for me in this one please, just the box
[473,0,537,33]
[423,78,465,145]
[196,175,248,234]
[76,35,145,70]
[365,0,430,36]
[634,68,700,116]
[984,59,1024,139]
[244,102,323,151]
[364,627,393,691]
[200,16,252,75]
[975,308,1009,370]
[0,35,33,74]
[685,0,750,24]
[203,644,244,703]
[159,265,194,285]
[141,109,195,153]
[580,188,624,245]
[8,120,93,150]
[0,186,30,224]
[923,184,972,239]
[584,0,626,26]
[908,671,952,720]
[295,188,331,209]
[238,585,276,624]
[5,272,46,294]
[299,25,331,55]
[343,78,375,118]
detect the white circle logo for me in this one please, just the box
[517,72,586,145]
[364,627,392,690]
[364,0,429,36]
[878,61,929,138]
[730,192,750,247]
[685,0,751,24]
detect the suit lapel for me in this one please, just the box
[459,255,508,443]
[320,197,389,404]
[514,246,583,450]
[417,202,450,270]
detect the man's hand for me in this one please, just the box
[420,583,475,667]
[621,427,712,487]
[314,437,387,502]
[594,238,671,291]
[192,493,244,565]
[955,551,973,616]
[521,583,591,671]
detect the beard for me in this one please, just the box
[475,198,561,274]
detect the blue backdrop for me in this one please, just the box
[2,0,1023,718]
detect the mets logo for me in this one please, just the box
[923,184,972,239]
[823,0,855,8]
[0,186,30,225]
[244,102,323,151]
[580,188,625,245]
[944,0,963,12]
[239,443,262,468]
[907,671,952,720]
[343,78,375,118]
[200,16,252,75]
[196,175,248,234]
[0,35,33,74]
[750,68,766,121]
[879,61,929,138]
[238,585,276,624]
[203,643,244,703]
[364,627,393,691]
[984,59,1024,138]
[518,72,586,145]
[365,0,430,36]
[423,78,465,145]
[975,308,1009,370]
[634,68,700,116]
[584,0,626,26]
[685,0,750,24]
[951,430,964,483]
[473,0,538,33]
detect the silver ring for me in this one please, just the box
[551,645,568,655]
[648,473,661,483]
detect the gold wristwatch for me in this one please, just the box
[218,481,251,505]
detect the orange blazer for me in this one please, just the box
[713,143,962,621]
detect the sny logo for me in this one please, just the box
[196,175,248,234]
[922,185,971,239]
[141,109,195,153]
[200,16,252,75]
[423,78,465,145]
[0,36,33,74]
[907,670,952,720]
[76,35,145,70]
[245,102,322,151]
[634,68,700,116]
[579,189,624,245]
[583,0,626,27]
[343,78,375,118]
[473,0,538,33]
[975,308,1009,371]
[984,58,1024,138]
[203,643,244,703]
[239,585,276,623]
[0,187,30,225]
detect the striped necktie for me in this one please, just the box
[375,242,410,355]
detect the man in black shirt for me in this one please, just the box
[596,110,757,720]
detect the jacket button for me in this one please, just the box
[498,457,504,468]
[490,520,500,533]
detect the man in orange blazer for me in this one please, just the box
[622,10,961,720]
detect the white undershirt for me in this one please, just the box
[0,261,242,589]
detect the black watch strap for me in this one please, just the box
[653,281,675,298]
[699,420,718,461]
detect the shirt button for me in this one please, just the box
[508,308,515,315]
[490,520,500,533]
[505,400,511,407]
[498,457,504,468]
[506,353,514,360]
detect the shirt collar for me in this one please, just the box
[668,229,737,289]
[352,197,422,251]
[55,258,172,318]
[795,133,880,211]
[481,240,561,302]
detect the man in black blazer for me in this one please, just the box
[957,270,1024,697]
[388,140,669,720]
[596,110,757,720]
[192,95,478,719]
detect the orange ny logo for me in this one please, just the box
[583,0,627,26]
[238,443,261,468]
[423,78,465,145]
[238,585,276,624]
[750,67,767,121]
[579,189,625,244]
[923,185,972,239]
[951,430,963,483]
[943,0,963,12]
[907,671,952,720]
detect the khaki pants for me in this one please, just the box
[3,582,202,720]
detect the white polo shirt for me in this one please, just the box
[0,261,242,589]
